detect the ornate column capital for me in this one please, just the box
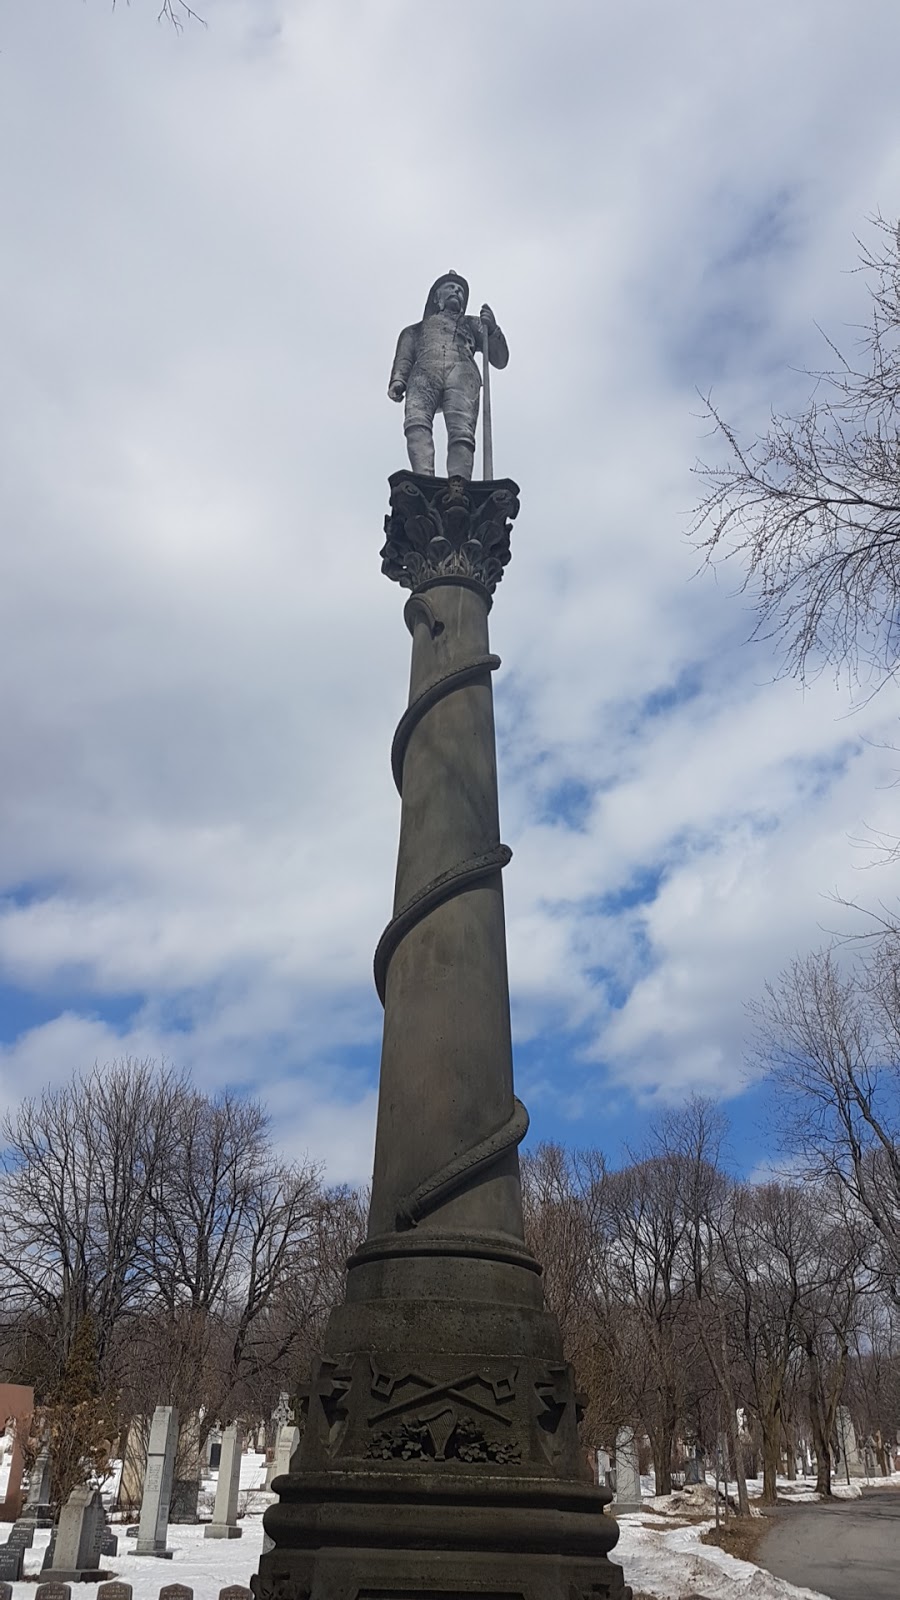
[381,472,520,597]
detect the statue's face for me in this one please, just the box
[435,280,464,314]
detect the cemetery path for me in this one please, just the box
[756,1487,900,1600]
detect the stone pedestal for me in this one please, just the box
[135,1406,178,1558]
[252,475,631,1600]
[205,1424,243,1540]
[42,1484,106,1581]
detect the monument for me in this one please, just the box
[205,1423,243,1540]
[135,1405,178,1558]
[253,276,630,1600]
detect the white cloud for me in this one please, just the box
[1,0,900,1177]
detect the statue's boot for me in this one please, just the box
[446,437,475,479]
[405,423,435,475]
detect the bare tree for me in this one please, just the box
[693,215,900,687]
[654,1099,751,1514]
[752,947,900,1307]
[0,1058,181,1392]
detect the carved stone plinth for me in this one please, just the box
[253,476,631,1600]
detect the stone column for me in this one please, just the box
[253,474,630,1600]
[614,1428,642,1511]
[135,1406,178,1558]
[205,1425,243,1540]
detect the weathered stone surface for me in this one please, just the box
[35,1583,71,1600]
[381,470,519,595]
[97,1583,132,1600]
[135,1405,178,1557]
[159,1584,193,1600]
[204,1423,243,1539]
[252,476,631,1600]
[47,1484,104,1577]
[219,1588,251,1600]
[0,1545,22,1582]
[387,274,509,479]
[614,1428,642,1510]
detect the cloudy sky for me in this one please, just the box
[2,0,900,1181]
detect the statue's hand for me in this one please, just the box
[388,380,406,402]
[480,304,497,334]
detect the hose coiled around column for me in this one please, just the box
[374,611,526,1229]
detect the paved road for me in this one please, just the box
[757,1489,900,1600]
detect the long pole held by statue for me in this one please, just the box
[482,319,493,481]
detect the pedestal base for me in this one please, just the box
[256,1467,629,1600]
[205,1525,243,1539]
[134,1547,175,1558]
[253,1267,631,1600]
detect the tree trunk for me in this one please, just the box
[760,1403,782,1505]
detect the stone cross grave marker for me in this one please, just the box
[46,1484,105,1578]
[614,1427,642,1510]
[98,1584,133,1600]
[135,1405,178,1557]
[204,1423,243,1540]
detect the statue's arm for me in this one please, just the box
[388,324,419,398]
[471,312,509,370]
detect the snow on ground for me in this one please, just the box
[617,1517,826,1600]
[11,1519,267,1600]
[2,1466,896,1600]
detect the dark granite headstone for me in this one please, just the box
[0,1546,22,1582]
[41,1530,57,1570]
[36,1583,72,1600]
[159,1585,193,1600]
[219,1588,252,1600]
[98,1583,133,1600]
[0,1580,11,1600]
[7,1520,34,1547]
[99,1528,118,1558]
[125,1525,139,1538]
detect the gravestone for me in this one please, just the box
[43,1483,105,1579]
[685,1448,704,1485]
[0,1580,11,1600]
[22,1444,53,1527]
[219,1587,252,1600]
[159,1584,193,1600]
[170,1413,201,1524]
[135,1405,178,1558]
[266,1423,298,1489]
[614,1427,642,1510]
[6,1519,34,1548]
[204,1423,243,1539]
[99,1526,118,1558]
[35,1582,71,1600]
[41,1529,56,1569]
[98,1584,133,1600]
[835,1406,864,1479]
[0,1544,22,1582]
